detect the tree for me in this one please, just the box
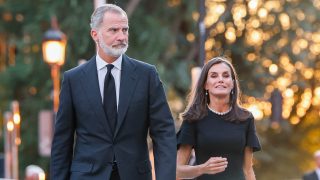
[1,0,319,179]
[197,0,320,178]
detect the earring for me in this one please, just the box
[231,90,234,94]
[205,90,208,96]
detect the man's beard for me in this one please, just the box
[98,36,128,57]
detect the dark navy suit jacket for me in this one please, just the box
[303,171,319,180]
[50,55,176,180]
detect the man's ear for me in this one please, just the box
[91,30,98,42]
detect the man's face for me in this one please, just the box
[91,12,129,59]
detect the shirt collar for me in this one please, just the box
[96,54,122,71]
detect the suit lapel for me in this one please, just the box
[114,55,138,138]
[80,57,113,137]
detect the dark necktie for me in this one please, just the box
[103,64,117,134]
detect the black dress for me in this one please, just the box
[177,109,261,180]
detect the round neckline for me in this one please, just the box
[207,105,232,116]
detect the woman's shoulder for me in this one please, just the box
[229,106,253,122]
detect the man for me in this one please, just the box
[303,150,320,180]
[50,4,176,180]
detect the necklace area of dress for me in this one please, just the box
[207,105,232,116]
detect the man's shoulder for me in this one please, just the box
[303,170,317,179]
[64,57,95,76]
[125,55,155,70]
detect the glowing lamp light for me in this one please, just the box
[15,138,21,145]
[39,172,46,180]
[7,121,14,132]
[42,28,66,66]
[13,113,20,125]
[42,17,67,113]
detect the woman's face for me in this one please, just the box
[205,62,234,98]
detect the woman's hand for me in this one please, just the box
[177,145,228,179]
[199,157,228,175]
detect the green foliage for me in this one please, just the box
[1,0,320,179]
[0,0,197,177]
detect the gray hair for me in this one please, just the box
[90,4,127,29]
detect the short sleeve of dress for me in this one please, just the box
[177,120,196,149]
[246,116,261,152]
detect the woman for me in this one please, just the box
[177,56,261,180]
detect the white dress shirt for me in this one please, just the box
[96,54,122,109]
[316,168,320,180]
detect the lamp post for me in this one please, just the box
[198,0,206,67]
[42,16,66,113]
[190,0,206,90]
[4,101,21,179]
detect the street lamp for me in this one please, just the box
[4,101,21,179]
[42,16,66,113]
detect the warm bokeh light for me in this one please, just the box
[283,88,294,98]
[247,104,264,120]
[205,2,225,27]
[266,85,274,93]
[282,109,291,119]
[297,38,308,49]
[186,33,195,42]
[312,32,320,43]
[248,0,259,12]
[258,8,268,19]
[270,121,280,129]
[39,172,46,180]
[310,43,320,55]
[232,4,247,21]
[42,41,66,65]
[290,116,300,125]
[269,64,278,75]
[201,0,320,124]
[216,22,225,33]
[312,97,320,106]
[192,12,199,21]
[314,87,320,97]
[277,38,288,48]
[279,13,290,30]
[247,53,256,61]
[297,107,306,117]
[276,77,291,90]
[248,29,263,46]
[15,138,21,145]
[167,0,181,7]
[262,58,272,67]
[225,27,236,43]
[7,121,14,131]
[303,68,314,79]
[205,39,215,50]
[13,113,20,124]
